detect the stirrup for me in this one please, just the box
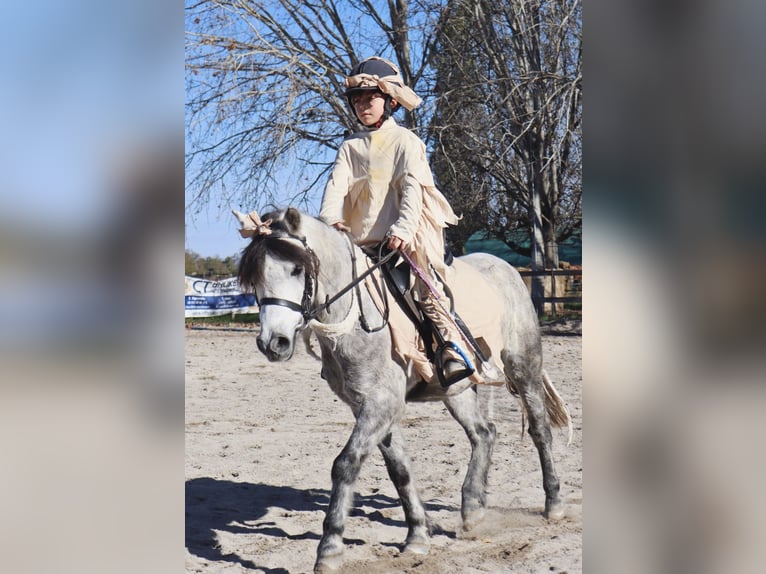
[435,341,474,388]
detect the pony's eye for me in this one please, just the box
[291,265,303,277]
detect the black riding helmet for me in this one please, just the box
[344,58,401,121]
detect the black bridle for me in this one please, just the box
[257,285,314,318]
[256,232,396,330]
[255,233,317,321]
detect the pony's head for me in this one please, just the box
[235,207,319,361]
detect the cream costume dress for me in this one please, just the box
[319,117,457,277]
[320,117,473,381]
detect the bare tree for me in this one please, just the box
[186,1,582,305]
[185,0,440,214]
[431,0,582,276]
[429,1,495,254]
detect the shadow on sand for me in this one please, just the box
[186,477,456,571]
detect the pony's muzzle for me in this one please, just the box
[257,333,294,361]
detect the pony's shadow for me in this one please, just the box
[186,477,438,571]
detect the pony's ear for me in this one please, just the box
[284,207,302,234]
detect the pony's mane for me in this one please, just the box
[237,209,320,293]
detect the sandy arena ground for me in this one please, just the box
[186,326,582,573]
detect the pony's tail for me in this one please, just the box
[506,370,573,446]
[542,370,573,445]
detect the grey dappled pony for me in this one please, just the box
[236,207,571,573]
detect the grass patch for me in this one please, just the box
[185,313,260,327]
[539,308,582,322]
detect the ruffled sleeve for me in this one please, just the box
[391,132,459,275]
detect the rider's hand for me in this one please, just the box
[332,221,351,233]
[387,234,408,251]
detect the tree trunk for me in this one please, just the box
[530,175,546,315]
[544,220,559,269]
[543,219,561,316]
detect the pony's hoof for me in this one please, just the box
[314,551,344,573]
[402,538,430,555]
[462,508,486,531]
[545,501,566,521]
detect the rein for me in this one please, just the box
[307,236,396,331]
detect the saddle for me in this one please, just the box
[362,246,505,389]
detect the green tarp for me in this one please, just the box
[463,232,581,267]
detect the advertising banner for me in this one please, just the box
[185,276,257,318]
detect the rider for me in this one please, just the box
[319,56,470,382]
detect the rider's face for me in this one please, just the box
[351,91,386,126]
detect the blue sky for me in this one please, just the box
[183,0,422,258]
[185,207,256,259]
[185,188,327,257]
[184,171,325,257]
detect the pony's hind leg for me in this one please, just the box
[524,384,564,519]
[443,387,497,531]
[314,404,396,573]
[378,424,430,554]
[506,353,564,520]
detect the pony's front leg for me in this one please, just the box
[379,425,430,554]
[314,407,393,573]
